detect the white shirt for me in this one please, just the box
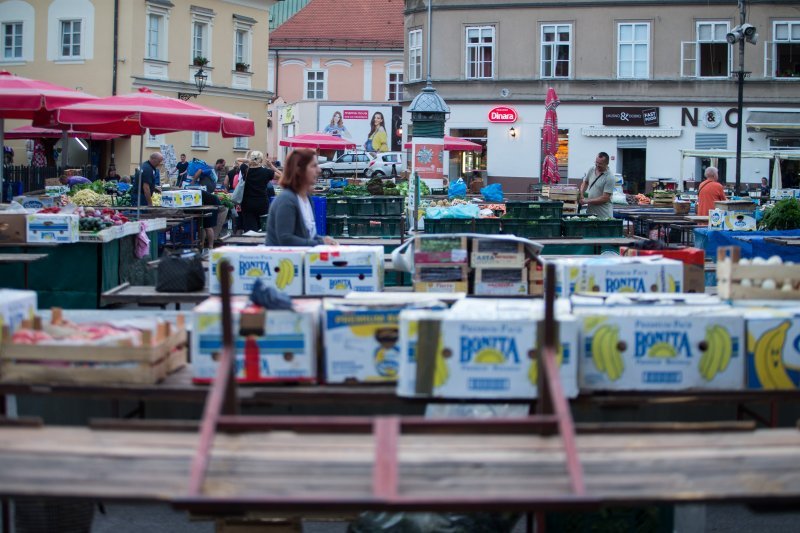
[298,195,317,238]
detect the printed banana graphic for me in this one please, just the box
[591,325,624,381]
[666,274,677,293]
[754,321,794,389]
[583,316,607,334]
[275,258,295,289]
[434,336,448,388]
[699,325,732,381]
[528,345,564,385]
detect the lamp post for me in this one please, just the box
[178,68,208,101]
[726,0,758,192]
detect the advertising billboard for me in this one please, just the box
[317,105,394,152]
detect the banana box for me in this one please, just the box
[323,297,444,383]
[723,213,757,231]
[744,308,800,390]
[0,289,37,343]
[160,189,202,208]
[305,245,384,296]
[578,308,745,391]
[191,296,320,384]
[397,299,579,399]
[554,257,683,295]
[26,213,79,243]
[209,246,306,296]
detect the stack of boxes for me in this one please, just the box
[651,190,677,208]
[471,239,528,296]
[709,200,757,232]
[413,236,470,292]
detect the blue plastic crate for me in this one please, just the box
[311,196,327,236]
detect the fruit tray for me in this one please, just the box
[716,246,800,300]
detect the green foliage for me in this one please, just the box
[760,198,800,230]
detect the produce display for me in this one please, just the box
[760,198,800,230]
[151,193,162,207]
[76,207,129,232]
[12,321,146,347]
[71,189,112,207]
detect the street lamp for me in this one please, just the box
[727,1,758,192]
[178,68,208,101]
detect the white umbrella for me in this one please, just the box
[772,155,782,190]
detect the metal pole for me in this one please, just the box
[426,0,432,81]
[0,117,5,203]
[734,0,746,191]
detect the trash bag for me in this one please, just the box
[480,183,503,202]
[348,511,520,533]
[448,178,467,199]
[249,279,293,310]
[425,204,480,219]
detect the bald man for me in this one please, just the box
[133,152,164,206]
[697,166,727,217]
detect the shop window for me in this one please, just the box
[540,129,569,179]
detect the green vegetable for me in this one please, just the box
[760,198,800,230]
[342,184,369,196]
[396,180,430,197]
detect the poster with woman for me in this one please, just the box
[317,105,393,152]
[321,111,351,138]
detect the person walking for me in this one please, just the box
[265,149,337,246]
[237,150,279,232]
[697,166,727,216]
[578,152,615,218]
[132,152,163,206]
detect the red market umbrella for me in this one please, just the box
[0,70,98,199]
[4,125,121,141]
[541,87,561,184]
[403,135,482,152]
[279,133,356,151]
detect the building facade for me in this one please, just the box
[1,0,275,176]
[404,0,800,192]
[267,0,404,160]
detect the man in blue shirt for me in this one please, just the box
[59,174,91,189]
[133,152,163,206]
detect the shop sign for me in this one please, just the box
[602,107,660,127]
[281,105,295,125]
[682,107,738,129]
[488,106,518,123]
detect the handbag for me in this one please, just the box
[156,253,206,292]
[231,168,247,203]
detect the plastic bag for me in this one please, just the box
[425,204,480,219]
[348,512,519,533]
[135,222,150,259]
[480,183,503,202]
[612,191,628,205]
[448,178,467,199]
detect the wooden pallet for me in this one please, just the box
[717,246,800,300]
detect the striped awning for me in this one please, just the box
[581,127,682,138]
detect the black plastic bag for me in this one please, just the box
[156,253,205,292]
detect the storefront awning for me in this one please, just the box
[581,127,682,138]
[746,111,800,133]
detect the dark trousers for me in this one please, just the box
[241,209,266,232]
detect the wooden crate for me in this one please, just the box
[528,261,544,296]
[414,264,470,283]
[717,247,800,300]
[0,312,188,385]
[562,202,579,214]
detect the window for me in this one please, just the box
[192,22,207,61]
[235,30,247,64]
[617,22,649,79]
[772,21,800,78]
[541,24,571,78]
[60,19,81,58]
[146,14,163,59]
[408,29,422,81]
[192,131,208,148]
[466,26,494,79]
[146,132,164,148]
[305,70,326,100]
[3,22,22,60]
[233,113,249,150]
[697,22,730,77]
[387,72,403,101]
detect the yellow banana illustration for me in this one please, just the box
[699,325,732,381]
[753,321,794,389]
[275,258,295,289]
[528,344,564,385]
[583,316,607,334]
[666,275,677,293]
[475,348,505,364]
[648,342,677,358]
[591,325,624,381]
[434,336,448,388]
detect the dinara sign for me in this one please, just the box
[488,106,518,124]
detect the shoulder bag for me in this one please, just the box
[231,166,248,203]
[156,252,206,292]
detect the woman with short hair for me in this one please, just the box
[237,150,278,232]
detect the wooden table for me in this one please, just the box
[0,253,48,289]
[101,283,209,310]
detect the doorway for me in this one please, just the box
[448,128,487,182]
[620,148,646,193]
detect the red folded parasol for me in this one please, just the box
[541,87,561,184]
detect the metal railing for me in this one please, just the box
[1,164,97,195]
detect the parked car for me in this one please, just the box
[319,151,374,178]
[364,152,406,178]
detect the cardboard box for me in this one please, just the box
[473,268,528,296]
[577,308,745,391]
[13,196,58,209]
[209,246,306,296]
[723,213,757,231]
[0,213,28,244]
[744,308,800,390]
[620,247,705,294]
[345,291,465,305]
[323,297,445,383]
[305,245,384,296]
[26,213,79,243]
[397,299,579,399]
[470,239,525,269]
[45,186,69,197]
[414,264,469,283]
[414,281,469,293]
[413,235,468,264]
[708,209,725,231]
[161,189,202,208]
[553,257,684,295]
[192,297,320,384]
[0,289,37,342]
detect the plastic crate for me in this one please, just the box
[474,218,502,234]
[423,218,474,234]
[562,219,623,238]
[505,200,563,220]
[347,197,381,216]
[311,196,327,236]
[595,218,623,237]
[348,216,403,237]
[326,196,349,217]
[501,219,561,239]
[378,195,404,216]
[326,216,346,237]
